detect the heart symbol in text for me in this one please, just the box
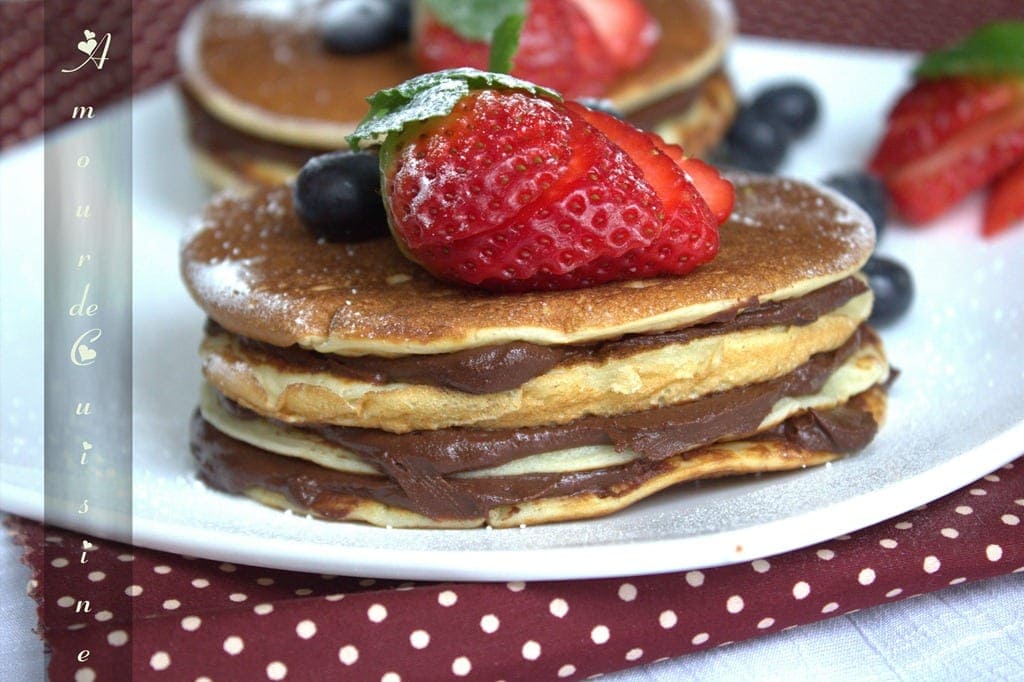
[78,30,98,55]
[77,344,97,363]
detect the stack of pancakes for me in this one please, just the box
[181,174,891,528]
[177,0,737,190]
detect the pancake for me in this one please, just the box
[192,383,889,529]
[198,290,871,431]
[177,0,737,189]
[181,173,893,527]
[181,174,874,355]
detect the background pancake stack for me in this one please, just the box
[181,173,891,528]
[177,0,737,190]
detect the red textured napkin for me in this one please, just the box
[8,455,1023,680]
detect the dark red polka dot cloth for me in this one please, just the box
[5,1,1024,680]
[7,456,1022,680]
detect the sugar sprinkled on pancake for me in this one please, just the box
[181,174,875,355]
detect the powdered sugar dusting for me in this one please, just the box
[725,172,875,279]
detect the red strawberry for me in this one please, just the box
[414,15,491,80]
[380,88,727,291]
[413,0,654,99]
[566,0,659,71]
[983,158,1024,237]
[881,101,1024,223]
[642,133,735,223]
[870,77,1024,175]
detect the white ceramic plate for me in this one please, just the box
[3,39,1023,581]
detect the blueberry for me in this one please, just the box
[320,0,407,54]
[390,0,412,40]
[863,255,914,326]
[722,106,789,173]
[750,82,820,139]
[824,171,889,238]
[294,151,389,242]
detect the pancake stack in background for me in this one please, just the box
[181,174,891,528]
[177,0,737,190]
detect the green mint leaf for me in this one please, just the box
[346,68,560,148]
[488,13,524,74]
[916,22,1024,79]
[422,0,527,41]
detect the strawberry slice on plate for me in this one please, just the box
[869,77,1024,175]
[880,99,1024,224]
[868,21,1024,228]
[983,158,1024,237]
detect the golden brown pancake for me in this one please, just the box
[177,0,737,189]
[182,173,892,527]
[181,175,874,355]
[198,292,871,431]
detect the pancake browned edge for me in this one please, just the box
[180,173,893,529]
[177,0,737,190]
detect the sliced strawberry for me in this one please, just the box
[983,158,1024,237]
[870,77,1024,175]
[676,157,735,224]
[413,0,616,99]
[416,120,663,286]
[643,134,735,223]
[566,102,699,219]
[381,87,723,291]
[565,0,659,71]
[883,102,1024,224]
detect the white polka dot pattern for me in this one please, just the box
[16,451,1022,680]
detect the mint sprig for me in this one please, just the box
[916,22,1024,79]
[488,13,525,74]
[346,68,560,148]
[422,0,526,42]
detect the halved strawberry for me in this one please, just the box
[870,77,1024,175]
[414,0,616,99]
[882,101,1024,224]
[364,73,727,292]
[565,0,659,71]
[983,158,1024,237]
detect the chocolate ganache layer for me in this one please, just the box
[210,276,867,394]
[197,327,880,519]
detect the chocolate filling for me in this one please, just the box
[196,326,880,520]
[211,276,867,394]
